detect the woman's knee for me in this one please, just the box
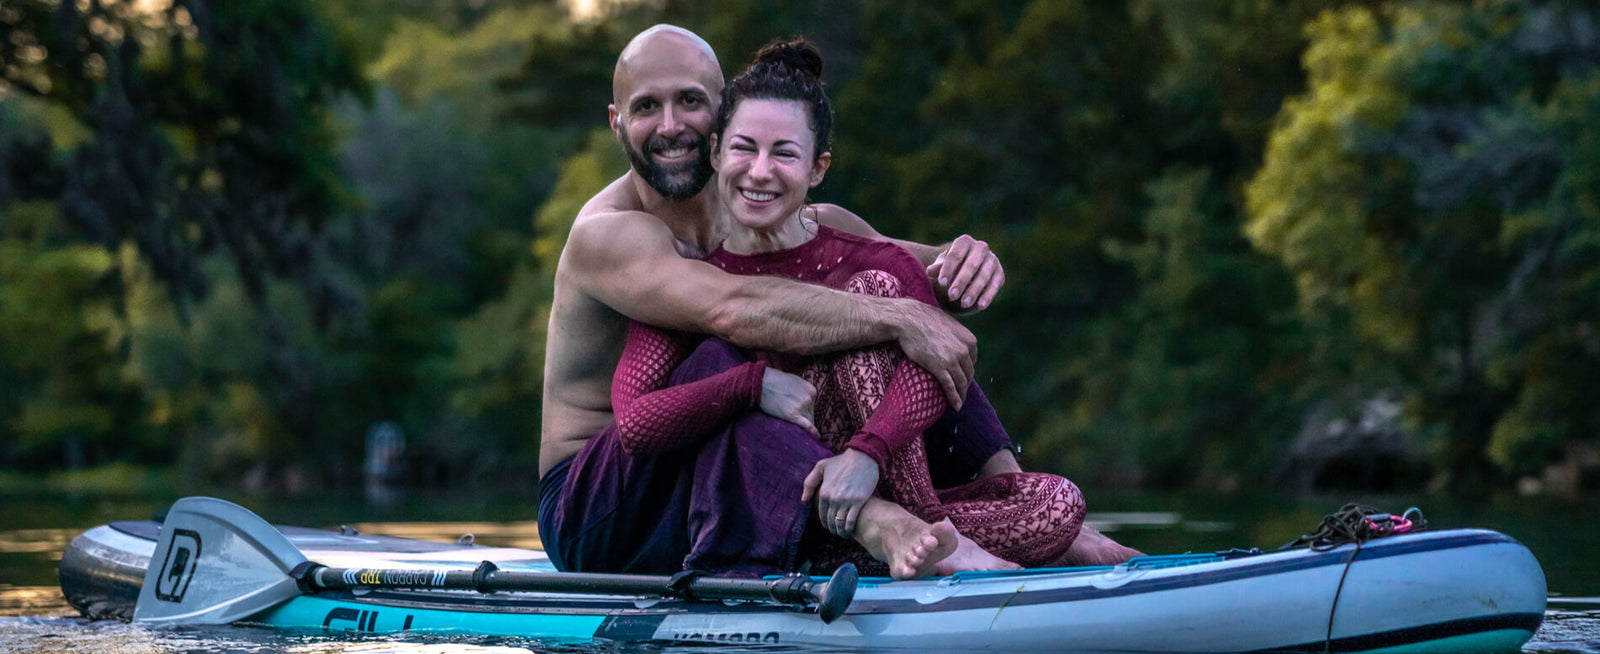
[1039,477,1087,551]
[670,338,751,384]
[1000,474,1087,545]
[844,270,903,298]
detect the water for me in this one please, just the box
[1,489,1596,653]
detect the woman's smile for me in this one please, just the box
[739,189,779,203]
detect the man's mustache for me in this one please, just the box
[644,133,706,156]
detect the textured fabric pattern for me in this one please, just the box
[613,321,766,455]
[607,225,1085,570]
[709,227,948,469]
[940,472,1086,567]
[790,269,947,523]
[833,271,948,469]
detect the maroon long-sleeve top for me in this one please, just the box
[610,225,946,469]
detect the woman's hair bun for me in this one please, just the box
[752,38,823,81]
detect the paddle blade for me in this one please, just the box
[133,497,308,626]
[815,563,857,624]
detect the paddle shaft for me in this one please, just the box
[292,560,849,613]
[135,497,856,626]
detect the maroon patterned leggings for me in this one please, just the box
[803,271,1086,573]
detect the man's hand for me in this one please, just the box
[759,367,818,435]
[801,449,881,538]
[927,235,1004,314]
[893,300,976,408]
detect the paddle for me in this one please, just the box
[132,496,857,627]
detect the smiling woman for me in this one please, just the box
[713,98,831,253]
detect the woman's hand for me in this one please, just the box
[801,450,880,538]
[760,367,818,435]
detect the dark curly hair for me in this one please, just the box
[715,38,833,158]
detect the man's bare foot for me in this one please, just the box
[1060,525,1144,566]
[857,501,958,580]
[933,533,1021,577]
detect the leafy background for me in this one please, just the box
[1,0,1595,497]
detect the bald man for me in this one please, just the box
[536,26,1028,579]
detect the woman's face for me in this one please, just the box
[713,98,831,234]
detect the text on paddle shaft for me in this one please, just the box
[334,568,448,587]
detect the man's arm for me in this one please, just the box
[563,210,976,405]
[812,204,1005,314]
[813,207,935,262]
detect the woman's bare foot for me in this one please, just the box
[933,533,1021,577]
[857,501,958,579]
[1060,525,1144,566]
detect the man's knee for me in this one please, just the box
[925,382,1017,487]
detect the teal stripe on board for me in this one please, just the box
[252,596,608,639]
[1355,629,1537,654]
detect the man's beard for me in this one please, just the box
[624,132,714,202]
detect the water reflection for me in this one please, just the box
[340,522,543,552]
[0,586,75,619]
[0,617,552,654]
[0,530,75,556]
[1527,610,1600,654]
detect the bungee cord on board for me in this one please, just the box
[1282,503,1429,652]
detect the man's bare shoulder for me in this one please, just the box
[570,207,671,244]
[810,203,881,239]
[578,174,644,217]
[809,202,856,223]
[563,206,678,281]
[569,174,679,253]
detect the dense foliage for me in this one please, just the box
[1,0,1594,495]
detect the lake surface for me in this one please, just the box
[1,488,1596,653]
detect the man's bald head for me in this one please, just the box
[613,25,723,107]
[609,25,723,202]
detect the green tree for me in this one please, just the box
[822,0,1339,488]
[319,0,553,64]
[336,5,625,485]
[1246,1,1600,490]
[2,0,367,474]
[448,129,628,472]
[0,200,130,467]
[1,0,368,321]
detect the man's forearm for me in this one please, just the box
[701,267,976,407]
[810,204,944,267]
[707,276,908,355]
